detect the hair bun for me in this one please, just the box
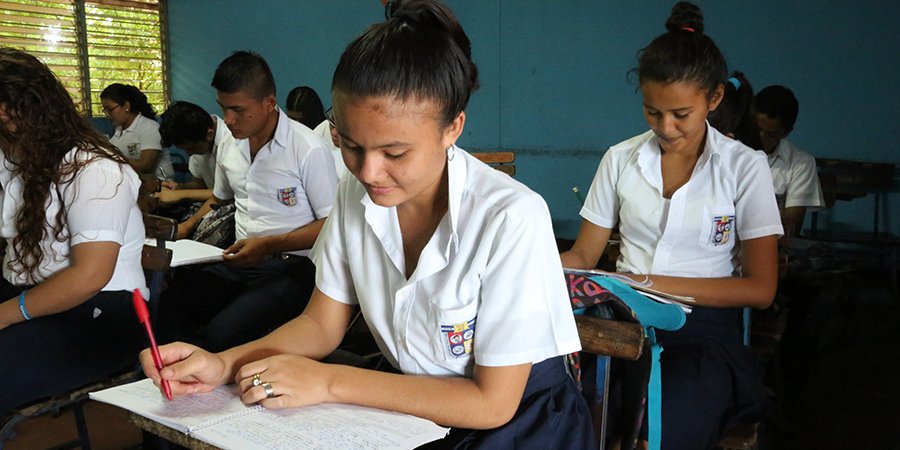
[665,1,704,34]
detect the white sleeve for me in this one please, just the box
[65,160,136,246]
[138,120,162,152]
[309,181,357,305]
[784,153,824,208]
[580,149,619,229]
[736,153,784,240]
[213,145,234,201]
[300,141,338,219]
[473,197,581,367]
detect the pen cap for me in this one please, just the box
[132,289,149,323]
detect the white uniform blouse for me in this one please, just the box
[311,147,581,377]
[767,139,824,210]
[581,125,783,278]
[313,119,347,181]
[187,115,231,189]
[0,147,147,295]
[214,108,337,256]
[109,113,174,180]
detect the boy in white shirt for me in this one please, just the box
[756,85,825,236]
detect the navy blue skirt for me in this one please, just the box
[651,306,767,450]
[419,356,598,449]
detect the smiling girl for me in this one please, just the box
[143,1,594,447]
[561,2,782,449]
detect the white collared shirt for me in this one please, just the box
[109,113,174,180]
[582,125,783,278]
[0,148,147,295]
[313,119,347,181]
[311,147,581,377]
[767,139,824,210]
[188,115,232,188]
[214,108,337,255]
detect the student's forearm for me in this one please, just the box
[636,274,776,309]
[257,218,326,253]
[171,189,213,203]
[0,243,118,328]
[324,364,529,429]
[178,197,218,239]
[178,179,207,190]
[217,290,351,383]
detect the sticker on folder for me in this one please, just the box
[441,318,476,357]
[710,214,734,246]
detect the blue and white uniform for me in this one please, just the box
[312,146,595,448]
[0,148,147,411]
[582,124,782,449]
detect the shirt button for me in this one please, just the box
[398,290,410,300]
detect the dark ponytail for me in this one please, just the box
[332,0,479,126]
[100,83,157,120]
[636,2,727,97]
[709,72,764,149]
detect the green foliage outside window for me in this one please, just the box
[0,0,168,117]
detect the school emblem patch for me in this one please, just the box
[277,187,297,206]
[441,318,476,358]
[711,214,734,246]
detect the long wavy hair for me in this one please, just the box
[0,47,130,283]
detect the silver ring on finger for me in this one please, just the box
[262,382,275,398]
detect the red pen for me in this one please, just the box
[132,289,173,400]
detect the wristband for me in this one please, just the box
[18,290,32,320]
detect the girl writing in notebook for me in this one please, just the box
[143,1,595,447]
[560,3,781,449]
[0,48,147,412]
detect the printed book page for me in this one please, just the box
[91,379,450,450]
[144,238,224,267]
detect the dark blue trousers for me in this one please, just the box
[158,256,316,352]
[0,284,143,413]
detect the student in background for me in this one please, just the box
[156,51,337,353]
[0,48,147,412]
[708,71,763,150]
[756,85,824,236]
[101,83,174,180]
[285,85,327,129]
[143,1,594,447]
[313,108,347,180]
[158,101,235,239]
[561,3,781,449]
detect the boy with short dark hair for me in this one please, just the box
[756,85,824,236]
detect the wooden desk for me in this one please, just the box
[129,412,219,450]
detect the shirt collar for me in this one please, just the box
[120,112,144,134]
[359,145,466,277]
[636,123,721,191]
[270,107,289,150]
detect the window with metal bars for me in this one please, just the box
[0,0,168,117]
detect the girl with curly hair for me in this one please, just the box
[0,47,147,412]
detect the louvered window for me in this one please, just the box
[0,0,168,116]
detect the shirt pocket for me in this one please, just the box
[697,204,737,249]
[428,295,479,367]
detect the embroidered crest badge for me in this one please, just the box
[441,318,476,358]
[277,187,297,206]
[711,214,734,246]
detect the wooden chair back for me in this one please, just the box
[471,151,516,177]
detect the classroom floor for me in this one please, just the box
[3,265,898,450]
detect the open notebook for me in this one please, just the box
[144,239,224,267]
[90,378,449,450]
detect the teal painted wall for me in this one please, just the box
[167,1,900,238]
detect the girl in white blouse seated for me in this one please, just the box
[142,1,595,448]
[561,3,782,449]
[0,48,147,413]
